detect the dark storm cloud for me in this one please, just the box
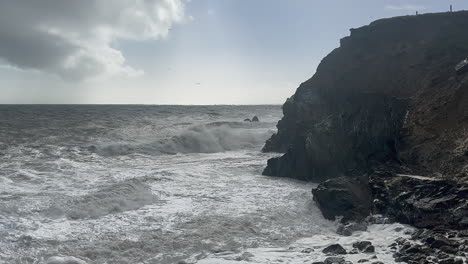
[0,0,185,80]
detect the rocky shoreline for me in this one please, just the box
[308,217,467,264]
[262,11,468,263]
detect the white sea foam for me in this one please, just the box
[196,223,415,264]
[45,256,88,264]
[44,178,156,219]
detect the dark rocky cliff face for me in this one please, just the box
[263,11,468,183]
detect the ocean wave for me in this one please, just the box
[44,178,155,219]
[91,123,274,156]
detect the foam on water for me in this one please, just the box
[197,223,415,264]
[44,178,156,219]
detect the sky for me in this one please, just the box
[0,0,467,104]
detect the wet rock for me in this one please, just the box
[324,256,345,264]
[323,244,347,255]
[395,237,406,245]
[370,173,468,230]
[440,245,458,254]
[352,241,376,253]
[313,177,371,222]
[251,116,259,122]
[337,222,367,236]
[439,258,457,264]
[352,241,372,251]
[365,214,391,225]
[404,245,424,254]
[430,236,452,248]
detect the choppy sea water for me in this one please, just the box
[0,105,412,264]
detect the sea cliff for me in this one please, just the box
[262,11,468,257]
[263,11,468,183]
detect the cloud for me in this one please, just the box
[0,0,186,81]
[385,4,426,11]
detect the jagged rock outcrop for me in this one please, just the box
[370,172,468,230]
[263,11,468,182]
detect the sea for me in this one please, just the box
[0,105,413,264]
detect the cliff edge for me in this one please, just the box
[263,11,468,183]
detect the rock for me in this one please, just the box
[430,236,452,248]
[337,222,367,236]
[404,245,424,254]
[395,237,406,245]
[313,177,372,221]
[301,248,313,253]
[322,244,347,255]
[370,173,468,230]
[439,258,457,264]
[365,214,391,225]
[353,241,374,253]
[251,116,259,122]
[440,246,458,254]
[244,118,251,122]
[324,256,345,264]
[353,241,372,251]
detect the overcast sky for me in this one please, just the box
[0,0,467,104]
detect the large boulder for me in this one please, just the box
[312,176,372,222]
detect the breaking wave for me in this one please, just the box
[91,122,274,156]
